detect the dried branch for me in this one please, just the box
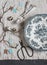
[22,0,29,15]
[4,6,14,13]
[12,0,29,23]
[2,0,14,16]
[13,1,36,24]
[2,1,7,14]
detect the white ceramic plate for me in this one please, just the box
[24,14,47,51]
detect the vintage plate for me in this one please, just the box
[24,14,47,51]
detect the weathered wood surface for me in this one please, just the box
[0,0,47,60]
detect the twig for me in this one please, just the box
[13,1,36,24]
[2,1,8,14]
[2,1,14,15]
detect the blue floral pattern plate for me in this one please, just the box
[24,14,47,51]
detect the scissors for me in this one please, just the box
[17,40,33,60]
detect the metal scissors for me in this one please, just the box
[17,41,33,60]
